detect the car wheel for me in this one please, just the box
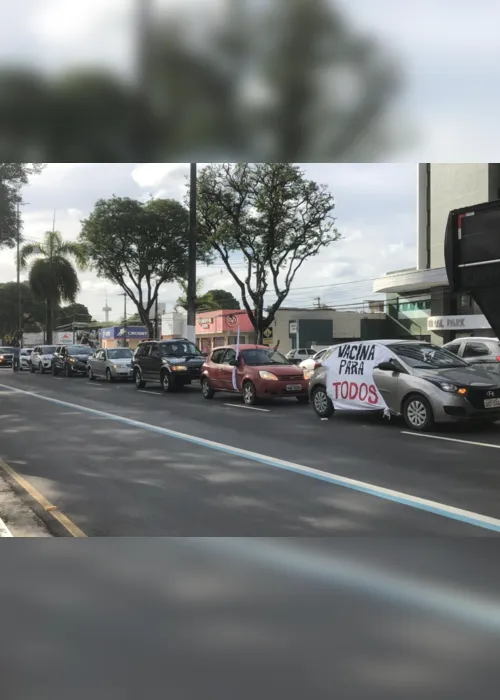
[403,394,434,431]
[242,381,258,405]
[30,362,35,373]
[311,385,334,418]
[201,377,215,399]
[134,369,146,389]
[88,366,95,381]
[161,370,175,393]
[39,362,45,374]
[105,368,114,383]
[296,395,309,404]
[64,363,72,378]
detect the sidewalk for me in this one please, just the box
[0,472,52,537]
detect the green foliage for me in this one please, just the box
[58,302,93,325]
[0,163,45,248]
[0,281,46,337]
[80,196,202,335]
[197,162,339,341]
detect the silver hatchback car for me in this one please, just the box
[87,347,134,382]
[310,339,500,431]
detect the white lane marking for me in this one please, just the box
[1,383,500,533]
[223,403,270,412]
[138,390,161,396]
[402,431,500,449]
[0,517,13,537]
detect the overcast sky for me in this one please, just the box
[1,163,416,322]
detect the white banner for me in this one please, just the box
[323,342,393,414]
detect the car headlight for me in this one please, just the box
[172,365,187,371]
[69,357,76,363]
[438,381,467,395]
[303,369,314,380]
[259,370,279,381]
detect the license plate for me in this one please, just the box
[286,384,303,391]
[484,398,500,408]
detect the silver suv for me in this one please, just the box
[30,345,57,374]
[309,339,500,431]
[443,337,500,372]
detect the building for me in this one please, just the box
[374,164,500,344]
[195,310,257,353]
[99,325,148,349]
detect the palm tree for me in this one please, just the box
[175,279,219,313]
[20,230,87,343]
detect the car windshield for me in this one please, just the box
[241,348,291,366]
[107,349,133,360]
[42,346,56,354]
[21,349,32,354]
[160,341,202,357]
[0,347,14,353]
[67,345,93,354]
[389,343,469,369]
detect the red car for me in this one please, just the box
[201,344,309,405]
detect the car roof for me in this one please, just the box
[215,344,270,351]
[444,336,499,342]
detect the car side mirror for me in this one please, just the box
[377,361,398,372]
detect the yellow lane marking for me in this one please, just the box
[0,459,87,537]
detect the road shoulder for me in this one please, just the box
[0,468,53,537]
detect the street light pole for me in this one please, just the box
[186,163,197,344]
[121,293,128,347]
[16,201,21,335]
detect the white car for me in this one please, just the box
[19,348,33,371]
[30,345,57,374]
[299,349,328,380]
[285,348,317,364]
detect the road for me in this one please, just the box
[1,368,500,536]
[3,369,500,697]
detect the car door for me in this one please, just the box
[148,343,162,382]
[91,350,106,377]
[54,346,62,369]
[372,347,406,414]
[462,340,495,367]
[219,348,238,391]
[206,348,225,389]
[31,346,39,367]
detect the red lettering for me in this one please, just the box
[359,383,368,402]
[349,383,359,400]
[367,385,379,405]
[332,382,341,399]
[341,381,349,399]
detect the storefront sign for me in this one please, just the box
[198,317,213,329]
[323,342,392,414]
[262,326,273,346]
[100,326,148,339]
[427,314,491,331]
[289,321,298,335]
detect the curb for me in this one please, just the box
[0,516,13,537]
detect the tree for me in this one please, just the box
[80,197,202,338]
[57,302,93,325]
[0,163,45,248]
[0,281,46,338]
[207,289,240,310]
[20,231,87,343]
[197,163,340,342]
[176,279,217,313]
[0,0,401,162]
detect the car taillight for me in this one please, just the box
[496,356,500,362]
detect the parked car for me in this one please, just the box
[299,348,328,380]
[285,348,317,364]
[30,345,57,373]
[201,344,309,405]
[52,344,94,377]
[87,348,134,382]
[19,348,33,371]
[310,339,500,431]
[443,337,500,372]
[0,346,14,368]
[133,338,205,391]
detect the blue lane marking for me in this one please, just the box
[2,383,500,534]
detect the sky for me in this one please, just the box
[1,163,416,323]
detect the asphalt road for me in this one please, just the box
[1,367,500,536]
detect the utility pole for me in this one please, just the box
[154,296,159,340]
[314,296,321,309]
[186,162,197,344]
[16,201,21,335]
[121,293,128,347]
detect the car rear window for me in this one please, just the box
[41,346,56,353]
[67,345,93,354]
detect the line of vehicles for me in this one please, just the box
[3,335,500,433]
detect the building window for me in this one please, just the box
[459,294,472,308]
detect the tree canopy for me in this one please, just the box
[57,302,93,325]
[0,163,45,248]
[197,162,339,341]
[0,281,46,338]
[80,196,203,337]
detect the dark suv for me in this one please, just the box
[52,344,94,377]
[133,339,206,392]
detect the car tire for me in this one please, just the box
[134,369,146,389]
[311,385,334,418]
[161,370,176,393]
[201,377,215,399]
[242,381,258,406]
[105,368,114,383]
[403,394,434,432]
[296,395,309,404]
[39,362,45,374]
[64,363,72,378]
[88,366,95,381]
